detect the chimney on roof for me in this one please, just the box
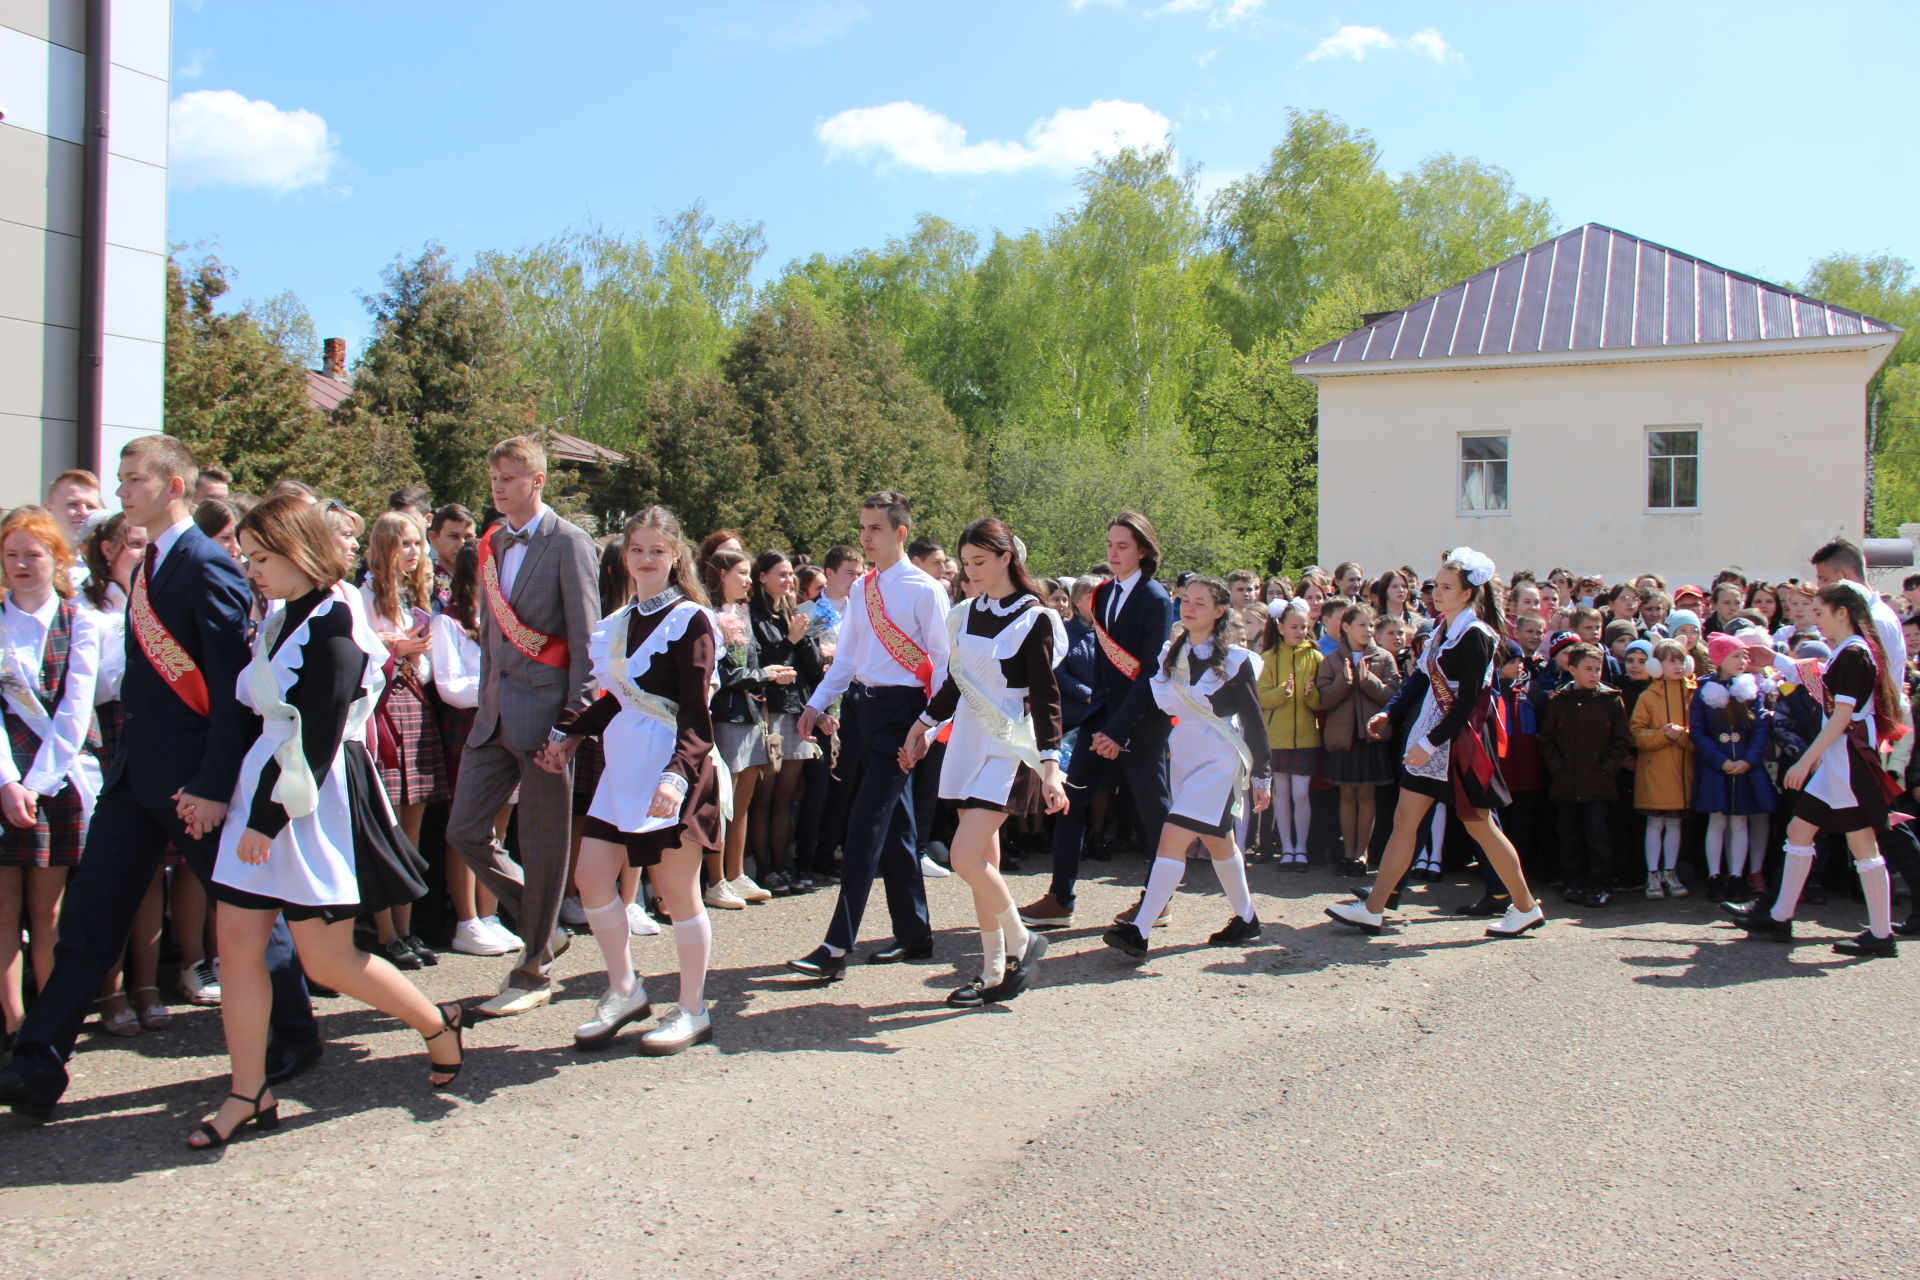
[1360,311,1395,326]
[321,337,347,381]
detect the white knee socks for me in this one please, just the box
[1771,843,1816,922]
[996,905,1030,957]
[1134,856,1187,933]
[1704,814,1728,877]
[1211,850,1255,921]
[1856,855,1893,938]
[1286,776,1312,853]
[582,897,636,998]
[1728,818,1751,878]
[674,913,711,1015]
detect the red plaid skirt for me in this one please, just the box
[376,678,450,806]
[0,779,85,868]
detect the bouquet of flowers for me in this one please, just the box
[716,605,750,669]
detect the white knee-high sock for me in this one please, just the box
[995,905,1030,957]
[674,913,712,1015]
[1704,814,1728,877]
[1289,776,1312,852]
[1644,821,1663,872]
[1210,850,1255,921]
[582,897,636,998]
[1771,843,1816,921]
[1728,818,1751,877]
[1745,814,1771,866]
[1662,818,1682,871]
[1134,856,1187,932]
[1857,855,1893,938]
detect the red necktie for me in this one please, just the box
[144,543,158,585]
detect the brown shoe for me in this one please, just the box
[1018,893,1075,929]
[1112,894,1173,929]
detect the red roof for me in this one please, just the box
[305,368,352,415]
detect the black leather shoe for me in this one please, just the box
[865,939,934,964]
[1208,914,1263,946]
[1336,857,1368,877]
[0,1065,60,1123]
[1101,924,1149,960]
[265,1039,324,1086]
[786,946,848,980]
[1896,917,1920,938]
[1833,930,1897,958]
[1720,901,1793,941]
[980,932,1049,1001]
[946,979,987,1007]
[1456,893,1510,918]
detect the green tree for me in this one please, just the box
[342,243,536,510]
[163,252,320,489]
[1799,254,1920,534]
[243,288,320,368]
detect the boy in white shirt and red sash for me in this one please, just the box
[787,492,952,981]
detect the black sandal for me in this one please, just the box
[424,1001,465,1088]
[187,1084,279,1150]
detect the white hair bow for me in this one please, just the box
[1447,547,1497,587]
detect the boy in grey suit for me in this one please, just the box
[449,436,601,1015]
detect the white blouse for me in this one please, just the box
[361,584,433,685]
[0,593,104,798]
[429,612,482,709]
[82,581,128,704]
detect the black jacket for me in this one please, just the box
[748,600,825,719]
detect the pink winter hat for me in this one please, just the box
[1706,632,1745,671]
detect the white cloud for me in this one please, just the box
[1307,23,1459,63]
[818,100,1171,176]
[176,48,211,80]
[1076,0,1262,23]
[169,90,338,195]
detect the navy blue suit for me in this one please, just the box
[1047,575,1175,907]
[6,523,317,1101]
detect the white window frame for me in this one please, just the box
[1645,425,1701,514]
[1457,432,1510,517]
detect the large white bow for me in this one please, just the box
[1446,546,1497,587]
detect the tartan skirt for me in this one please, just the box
[439,702,477,791]
[0,779,85,868]
[377,678,450,806]
[573,735,606,818]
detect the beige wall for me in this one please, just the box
[1312,348,1884,584]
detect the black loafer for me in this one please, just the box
[786,946,848,980]
[865,939,934,964]
[946,979,987,1008]
[1101,924,1149,960]
[1833,930,1897,958]
[0,1065,59,1123]
[980,932,1049,1001]
[1208,914,1263,946]
[1720,902,1793,941]
[264,1039,324,1085]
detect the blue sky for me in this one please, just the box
[167,0,1918,355]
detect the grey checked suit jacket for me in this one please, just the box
[471,507,600,752]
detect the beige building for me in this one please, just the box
[1293,224,1902,584]
[1,0,171,506]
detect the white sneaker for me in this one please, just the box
[1487,903,1546,938]
[626,902,661,936]
[451,918,517,956]
[181,958,222,1005]
[1662,869,1690,899]
[730,875,773,903]
[920,855,952,878]
[638,1006,713,1056]
[1325,899,1385,934]
[479,915,522,950]
[559,896,588,927]
[573,983,652,1048]
[1645,872,1667,901]
[475,983,557,1017]
[704,882,747,910]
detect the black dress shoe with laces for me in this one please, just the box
[1833,930,1898,958]
[786,946,848,980]
[1720,901,1793,941]
[1208,914,1263,946]
[865,938,934,964]
[1456,893,1510,918]
[0,1064,60,1123]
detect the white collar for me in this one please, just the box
[1434,608,1481,653]
[4,592,58,627]
[151,516,196,572]
[1111,569,1142,594]
[504,505,550,538]
[974,592,1033,617]
[635,587,683,615]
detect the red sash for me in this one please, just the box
[864,569,932,695]
[1092,580,1142,680]
[479,529,571,670]
[129,566,211,717]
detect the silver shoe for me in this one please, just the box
[638,1006,712,1056]
[573,984,652,1048]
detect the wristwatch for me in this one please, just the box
[547,728,570,746]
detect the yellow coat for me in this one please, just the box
[1259,640,1323,750]
[1630,676,1695,812]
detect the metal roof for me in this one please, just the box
[1292,223,1900,371]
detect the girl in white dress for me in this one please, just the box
[1100,576,1273,961]
[901,518,1067,1007]
[191,496,453,1150]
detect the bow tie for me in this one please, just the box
[501,529,533,548]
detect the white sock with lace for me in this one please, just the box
[1771,843,1817,921]
[674,914,711,1016]
[1210,850,1255,921]
[1134,856,1186,933]
[581,897,635,999]
[1857,855,1894,938]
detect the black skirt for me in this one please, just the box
[1791,738,1895,835]
[1326,741,1394,787]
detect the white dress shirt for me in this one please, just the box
[82,582,127,704]
[148,516,196,578]
[429,612,482,709]
[1104,569,1142,630]
[807,558,953,711]
[1869,588,1907,674]
[497,504,551,599]
[0,594,104,798]
[362,584,433,685]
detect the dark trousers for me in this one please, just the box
[1047,715,1171,908]
[823,686,931,952]
[8,784,318,1099]
[1556,799,1614,886]
[796,727,849,873]
[1876,821,1920,924]
[913,738,948,858]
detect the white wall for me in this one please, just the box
[1312,348,1885,585]
[0,0,169,506]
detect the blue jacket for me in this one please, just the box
[1689,677,1776,815]
[1058,618,1096,730]
[112,524,257,809]
[1087,575,1174,746]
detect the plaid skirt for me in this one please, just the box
[377,678,450,806]
[573,735,605,817]
[0,779,85,868]
[439,702,477,791]
[92,700,124,772]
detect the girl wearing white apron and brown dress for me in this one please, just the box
[539,507,723,1055]
[902,518,1066,1007]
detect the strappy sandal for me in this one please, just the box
[133,986,172,1031]
[424,1001,465,1088]
[93,995,140,1038]
[186,1084,279,1150]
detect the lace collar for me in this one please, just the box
[974,592,1034,617]
[635,587,685,616]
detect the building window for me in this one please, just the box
[1647,428,1700,511]
[1458,434,1509,514]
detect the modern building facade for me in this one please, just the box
[1294,224,1903,584]
[1,0,170,506]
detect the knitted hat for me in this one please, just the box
[1667,609,1702,633]
[1547,631,1580,660]
[1707,632,1745,670]
[1624,638,1655,660]
[1602,619,1638,648]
